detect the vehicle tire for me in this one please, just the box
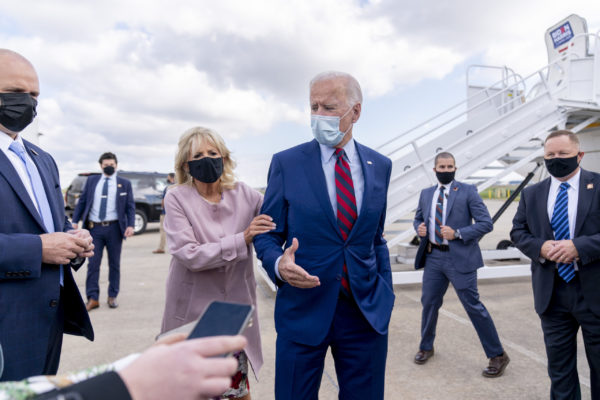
[496,239,514,250]
[134,209,148,235]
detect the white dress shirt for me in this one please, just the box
[0,133,43,214]
[89,173,119,222]
[275,139,365,280]
[428,182,450,245]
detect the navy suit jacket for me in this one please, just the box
[72,174,135,238]
[253,139,395,346]
[413,181,493,272]
[511,168,600,316]
[0,139,93,381]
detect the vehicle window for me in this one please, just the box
[154,178,167,192]
[71,177,88,191]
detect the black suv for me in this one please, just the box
[64,171,169,235]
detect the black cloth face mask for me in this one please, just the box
[188,157,223,183]
[103,166,115,176]
[0,93,38,132]
[436,171,455,185]
[544,155,579,178]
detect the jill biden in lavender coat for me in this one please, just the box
[160,127,275,379]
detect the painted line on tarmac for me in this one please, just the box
[402,293,591,388]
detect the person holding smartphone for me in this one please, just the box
[160,127,274,400]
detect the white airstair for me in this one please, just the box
[383,15,600,284]
[256,15,600,291]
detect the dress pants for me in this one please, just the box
[86,223,123,301]
[420,247,503,358]
[540,272,600,400]
[275,294,388,400]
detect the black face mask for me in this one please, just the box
[545,155,579,178]
[188,157,223,183]
[103,166,115,176]
[436,170,455,185]
[0,93,38,133]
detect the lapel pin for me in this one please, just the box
[30,149,39,156]
[118,183,122,188]
[587,183,594,189]
[453,187,458,191]
[367,161,373,165]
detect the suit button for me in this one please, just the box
[49,299,59,307]
[336,274,342,281]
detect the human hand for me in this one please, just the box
[539,240,556,260]
[278,238,320,288]
[546,240,579,264]
[67,229,94,258]
[440,225,456,240]
[40,232,89,265]
[417,223,427,237]
[72,222,79,229]
[244,214,276,244]
[120,335,247,400]
[125,227,135,238]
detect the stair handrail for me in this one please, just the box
[377,49,596,160]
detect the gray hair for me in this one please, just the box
[309,71,363,107]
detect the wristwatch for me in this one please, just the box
[454,229,461,239]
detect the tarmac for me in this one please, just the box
[58,200,592,399]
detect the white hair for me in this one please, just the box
[309,71,363,107]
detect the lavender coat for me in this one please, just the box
[160,182,263,374]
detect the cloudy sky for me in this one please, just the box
[2,0,599,187]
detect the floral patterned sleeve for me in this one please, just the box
[0,354,139,400]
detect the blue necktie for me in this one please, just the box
[10,141,63,285]
[434,187,445,244]
[98,177,109,221]
[9,141,54,234]
[551,182,575,282]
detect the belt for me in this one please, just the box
[88,220,118,228]
[427,242,449,252]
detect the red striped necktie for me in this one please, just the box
[335,148,357,295]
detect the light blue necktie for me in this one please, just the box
[98,177,109,221]
[10,141,63,285]
[9,141,54,233]
[551,182,575,282]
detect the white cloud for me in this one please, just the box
[1,0,600,187]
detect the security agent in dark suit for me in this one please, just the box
[0,49,94,381]
[72,152,135,311]
[511,130,600,399]
[412,152,510,377]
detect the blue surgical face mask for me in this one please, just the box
[311,105,354,147]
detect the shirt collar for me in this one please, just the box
[0,132,25,154]
[550,168,580,192]
[436,180,454,191]
[320,138,357,164]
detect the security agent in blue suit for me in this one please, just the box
[0,49,94,381]
[413,152,509,377]
[254,72,394,400]
[72,152,135,311]
[511,130,600,400]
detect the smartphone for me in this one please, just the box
[157,301,254,357]
[187,301,254,340]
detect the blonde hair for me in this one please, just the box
[174,127,236,190]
